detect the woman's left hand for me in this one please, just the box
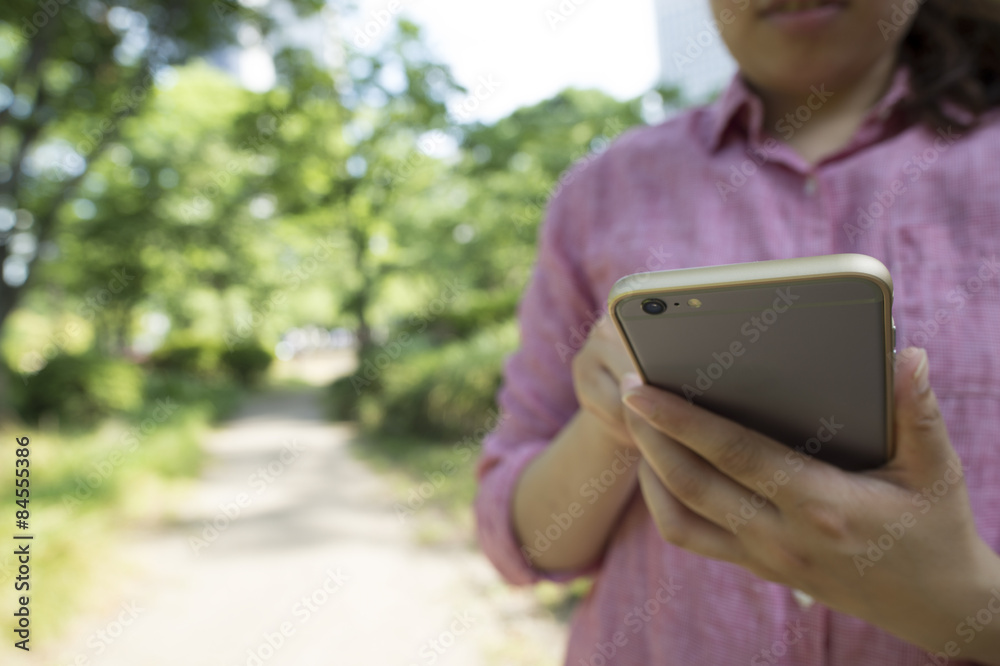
[621,347,1000,663]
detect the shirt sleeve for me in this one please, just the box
[473,162,605,586]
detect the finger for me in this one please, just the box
[602,347,639,383]
[881,347,963,486]
[578,365,633,442]
[637,460,747,563]
[622,383,824,503]
[595,316,639,379]
[624,402,780,533]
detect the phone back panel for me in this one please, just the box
[611,269,893,470]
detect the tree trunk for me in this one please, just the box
[355,294,372,354]
[349,225,375,356]
[0,364,21,428]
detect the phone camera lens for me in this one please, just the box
[641,299,667,315]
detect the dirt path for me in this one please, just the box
[26,352,567,666]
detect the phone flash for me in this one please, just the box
[687,298,702,308]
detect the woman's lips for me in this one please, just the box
[759,0,847,16]
[759,0,847,34]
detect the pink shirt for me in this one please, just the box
[475,68,1000,665]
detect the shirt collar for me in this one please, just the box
[705,66,913,153]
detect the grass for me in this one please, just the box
[0,372,246,644]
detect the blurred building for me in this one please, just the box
[654,0,737,102]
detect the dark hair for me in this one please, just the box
[901,0,1000,129]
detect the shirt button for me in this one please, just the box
[792,588,815,609]
[803,176,818,196]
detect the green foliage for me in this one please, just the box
[0,4,690,647]
[220,341,273,386]
[149,336,222,378]
[13,354,145,427]
[1,0,679,454]
[462,88,646,181]
[0,0,325,332]
[0,355,18,425]
[356,322,517,440]
[149,335,272,387]
[143,369,246,424]
[328,373,364,422]
[427,291,520,341]
[321,83,652,445]
[0,388,224,641]
[86,357,146,414]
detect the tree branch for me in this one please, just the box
[0,16,57,132]
[0,57,155,332]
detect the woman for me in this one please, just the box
[476,1,1000,663]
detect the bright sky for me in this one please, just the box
[352,0,663,123]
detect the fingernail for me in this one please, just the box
[620,372,642,393]
[913,348,930,395]
[622,390,655,418]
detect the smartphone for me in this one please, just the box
[608,253,895,471]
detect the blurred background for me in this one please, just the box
[0,0,733,664]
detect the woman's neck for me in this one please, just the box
[757,53,899,165]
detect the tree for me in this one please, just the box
[0,0,324,332]
[234,18,465,355]
[0,1,329,420]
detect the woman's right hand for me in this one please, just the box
[571,315,641,448]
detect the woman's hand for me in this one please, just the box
[621,347,1000,662]
[509,315,644,573]
[572,314,642,448]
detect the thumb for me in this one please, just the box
[891,347,959,481]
